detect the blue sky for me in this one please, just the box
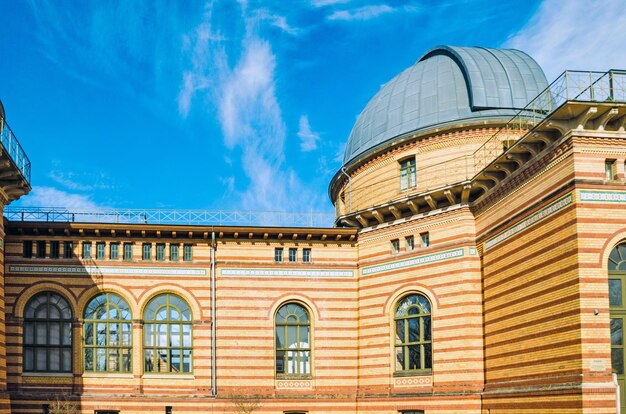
[2,0,625,213]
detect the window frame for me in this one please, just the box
[156,244,165,261]
[123,243,133,261]
[63,241,74,259]
[82,292,132,373]
[303,248,311,263]
[405,236,414,252]
[289,248,297,262]
[142,243,152,261]
[183,244,193,261]
[83,242,92,259]
[275,248,283,263]
[23,291,73,373]
[50,241,60,259]
[275,302,312,378]
[420,232,430,248]
[391,239,400,254]
[394,293,432,375]
[170,244,179,261]
[110,243,119,260]
[36,240,46,258]
[23,241,33,258]
[96,242,105,260]
[143,293,193,374]
[399,157,417,191]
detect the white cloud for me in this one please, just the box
[505,0,626,80]
[312,0,350,7]
[49,170,113,191]
[297,115,320,152]
[20,186,101,209]
[180,3,325,211]
[328,4,394,21]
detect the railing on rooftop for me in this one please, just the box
[338,70,626,215]
[4,207,336,228]
[0,118,31,184]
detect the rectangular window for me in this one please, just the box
[110,243,119,260]
[170,244,179,261]
[183,244,193,261]
[83,242,92,259]
[406,235,414,252]
[123,243,133,260]
[420,232,430,247]
[64,241,74,259]
[96,242,105,259]
[303,248,311,263]
[50,241,60,259]
[23,241,32,258]
[606,159,617,180]
[156,244,165,261]
[275,248,283,262]
[289,248,297,262]
[391,239,400,254]
[37,241,46,258]
[399,158,417,190]
[143,243,152,260]
[165,407,172,414]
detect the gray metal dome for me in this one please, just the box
[342,45,548,165]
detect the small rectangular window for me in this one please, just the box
[391,239,400,254]
[42,404,50,414]
[50,241,60,259]
[170,244,179,261]
[289,248,297,262]
[183,244,193,261]
[23,241,32,258]
[64,241,74,259]
[123,243,133,260]
[96,242,105,259]
[165,407,172,414]
[275,248,283,262]
[420,232,430,247]
[406,235,414,252]
[36,241,46,258]
[606,159,617,180]
[83,242,92,259]
[110,243,119,260]
[399,411,424,414]
[156,244,165,261]
[399,157,417,190]
[303,248,311,263]
[143,243,152,260]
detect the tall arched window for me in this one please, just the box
[275,303,311,376]
[395,293,432,372]
[143,293,192,373]
[609,242,626,402]
[23,291,73,372]
[83,292,132,372]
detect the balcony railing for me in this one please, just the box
[0,118,31,184]
[338,70,626,214]
[4,207,336,228]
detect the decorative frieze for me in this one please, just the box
[484,193,573,250]
[361,248,464,275]
[394,375,432,387]
[220,268,353,278]
[579,189,626,203]
[8,264,207,276]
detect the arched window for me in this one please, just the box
[394,293,432,372]
[143,293,192,373]
[609,243,626,388]
[23,291,73,372]
[83,292,132,372]
[275,303,310,376]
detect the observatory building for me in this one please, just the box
[1,46,626,413]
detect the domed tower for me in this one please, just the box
[329,45,548,227]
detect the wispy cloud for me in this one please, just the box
[312,0,350,7]
[505,0,626,80]
[49,170,113,191]
[20,186,101,209]
[180,2,325,211]
[328,4,394,21]
[297,115,320,152]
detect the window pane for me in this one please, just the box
[276,351,285,373]
[423,343,432,369]
[62,323,72,346]
[24,348,34,371]
[49,323,61,345]
[300,326,310,345]
[301,350,310,374]
[96,348,106,371]
[423,316,431,341]
[145,349,155,372]
[610,279,623,307]
[395,320,404,345]
[276,326,285,348]
[395,347,404,371]
[62,348,71,371]
[408,345,420,370]
[24,323,34,345]
[96,323,106,346]
[613,348,624,375]
[408,318,420,342]
[182,324,192,347]
[144,324,154,347]
[122,349,131,372]
[108,349,119,371]
[84,348,93,371]
[49,348,60,371]
[157,349,168,372]
[287,326,297,348]
[171,349,181,373]
[612,318,623,345]
[36,348,47,371]
[183,349,192,373]
[157,324,168,347]
[170,324,181,347]
[36,324,46,345]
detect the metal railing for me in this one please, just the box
[338,70,626,214]
[0,117,31,183]
[4,207,336,227]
